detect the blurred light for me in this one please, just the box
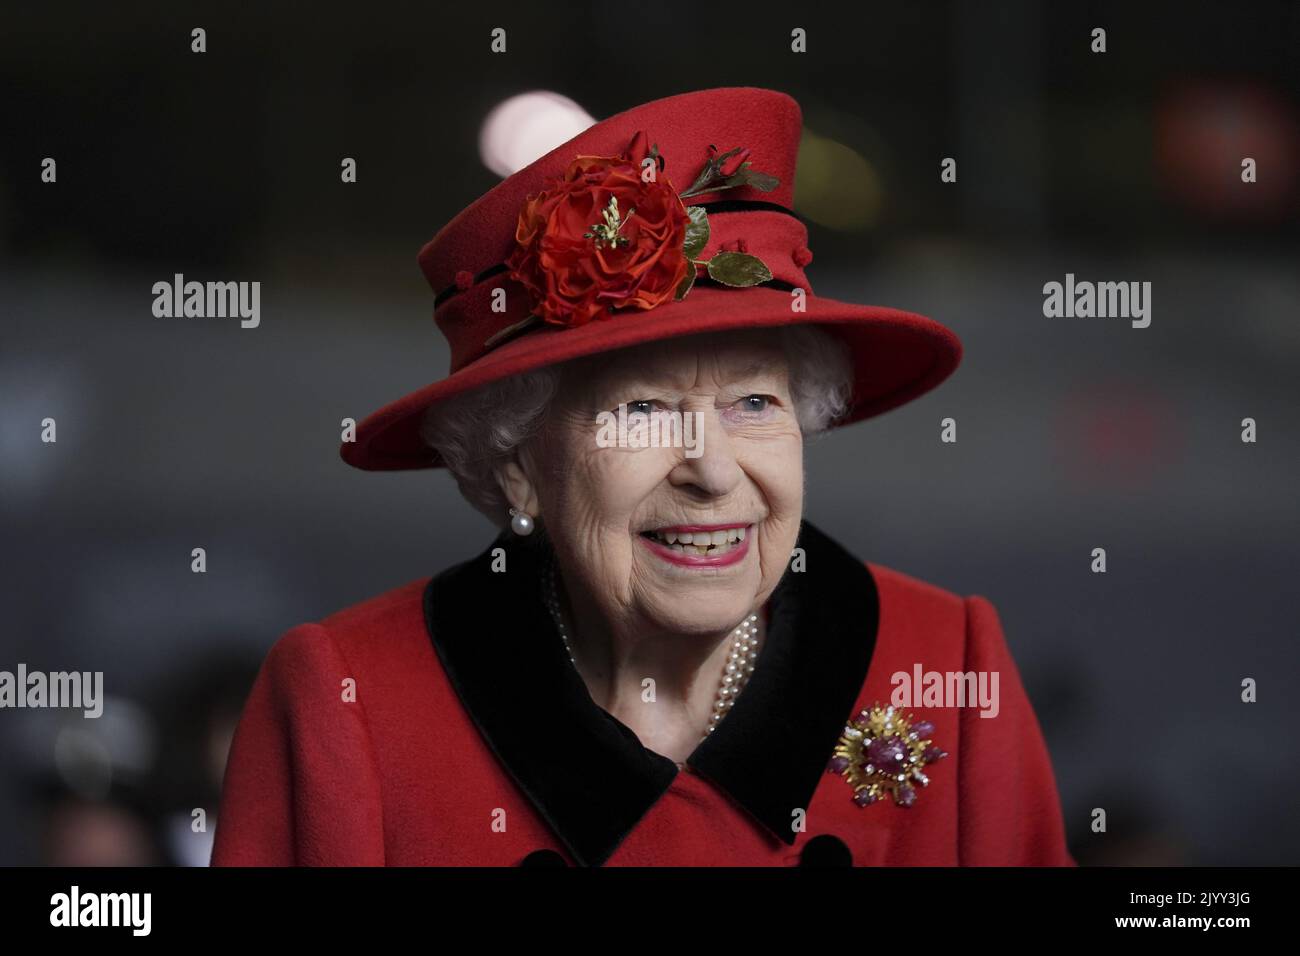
[52,696,157,799]
[479,91,596,178]
[1053,382,1182,492]
[793,128,883,232]
[54,728,113,799]
[166,812,214,867]
[0,355,88,506]
[1154,81,1298,221]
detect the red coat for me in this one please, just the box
[210,522,1075,866]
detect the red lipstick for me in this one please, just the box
[638,525,753,568]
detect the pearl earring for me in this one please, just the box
[509,508,535,536]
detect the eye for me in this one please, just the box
[625,399,657,415]
[736,395,771,414]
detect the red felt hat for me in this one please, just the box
[342,87,962,471]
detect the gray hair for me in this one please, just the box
[420,324,854,524]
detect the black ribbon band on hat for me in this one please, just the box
[434,263,510,308]
[433,200,804,307]
[694,199,806,222]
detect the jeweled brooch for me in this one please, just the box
[826,703,948,808]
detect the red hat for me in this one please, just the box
[342,87,962,471]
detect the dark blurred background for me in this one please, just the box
[1,0,1297,866]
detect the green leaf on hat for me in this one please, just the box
[706,252,772,287]
[741,170,780,192]
[675,265,697,300]
[683,206,710,259]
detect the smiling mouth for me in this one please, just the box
[639,525,749,557]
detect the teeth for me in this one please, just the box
[647,526,749,552]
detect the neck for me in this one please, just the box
[548,565,762,763]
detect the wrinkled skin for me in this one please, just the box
[496,330,804,764]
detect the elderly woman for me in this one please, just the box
[211,88,1074,867]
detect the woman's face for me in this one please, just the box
[518,330,804,637]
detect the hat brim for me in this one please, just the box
[341,285,962,471]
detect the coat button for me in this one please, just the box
[799,834,852,867]
[520,849,568,867]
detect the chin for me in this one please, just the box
[641,590,755,637]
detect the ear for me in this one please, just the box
[494,455,542,519]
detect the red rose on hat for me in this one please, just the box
[505,144,691,328]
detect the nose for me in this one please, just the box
[666,408,743,498]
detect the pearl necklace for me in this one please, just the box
[542,559,762,756]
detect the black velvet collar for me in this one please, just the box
[423,520,880,867]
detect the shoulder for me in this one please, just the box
[866,560,970,630]
[860,560,1041,736]
[253,576,435,686]
[867,561,967,615]
[864,560,1008,669]
[317,576,431,639]
[798,520,998,665]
